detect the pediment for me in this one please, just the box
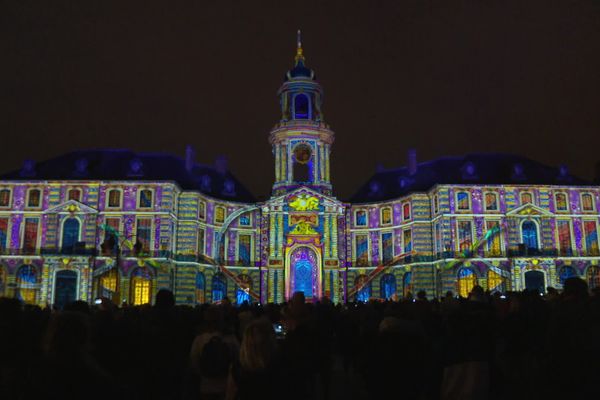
[506,203,552,217]
[44,200,98,214]
[267,187,345,210]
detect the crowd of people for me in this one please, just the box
[1,278,599,400]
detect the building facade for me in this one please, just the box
[1,40,599,307]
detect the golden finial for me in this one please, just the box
[295,29,305,64]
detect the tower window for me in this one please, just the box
[293,144,312,183]
[294,93,310,119]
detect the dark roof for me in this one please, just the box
[349,153,593,203]
[285,59,315,81]
[0,149,255,203]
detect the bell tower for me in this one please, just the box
[270,31,334,197]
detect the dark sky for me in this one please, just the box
[2,0,600,200]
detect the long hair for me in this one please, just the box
[239,318,276,372]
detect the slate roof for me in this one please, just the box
[350,153,593,203]
[0,149,256,203]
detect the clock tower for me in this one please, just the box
[270,31,334,196]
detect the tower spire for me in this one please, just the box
[295,29,305,64]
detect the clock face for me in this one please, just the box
[294,144,312,164]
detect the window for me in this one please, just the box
[198,201,206,219]
[584,220,599,256]
[402,272,412,298]
[355,275,371,302]
[381,232,393,263]
[433,194,439,214]
[402,203,411,221]
[197,228,205,255]
[355,210,367,227]
[521,221,539,251]
[0,217,8,252]
[457,220,473,253]
[135,218,152,254]
[403,229,412,253]
[484,192,498,211]
[587,266,600,290]
[61,218,81,253]
[238,234,252,265]
[236,275,252,305]
[239,214,251,226]
[138,189,153,208]
[130,268,152,305]
[485,221,502,256]
[68,189,81,202]
[582,193,595,211]
[102,218,120,255]
[355,234,369,267]
[212,273,227,303]
[0,189,11,207]
[98,269,118,301]
[555,192,568,211]
[214,206,226,224]
[294,93,310,119]
[520,192,533,205]
[557,220,573,256]
[23,218,39,253]
[16,265,38,304]
[380,274,396,300]
[487,270,505,293]
[27,189,41,208]
[434,222,443,255]
[292,144,312,182]
[457,268,477,298]
[196,272,205,304]
[456,191,470,211]
[107,189,121,208]
[559,266,577,286]
[380,207,392,225]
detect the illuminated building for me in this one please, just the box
[0,35,599,307]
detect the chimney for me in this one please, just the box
[185,145,195,172]
[215,155,228,175]
[408,148,417,176]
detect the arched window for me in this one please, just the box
[98,269,119,302]
[107,189,121,208]
[380,207,392,225]
[212,273,227,303]
[292,144,311,183]
[555,193,568,211]
[402,272,413,298]
[456,191,470,211]
[355,275,371,302]
[484,192,498,211]
[68,189,81,202]
[138,189,153,209]
[236,274,252,305]
[487,269,505,293]
[195,272,205,304]
[355,210,367,227]
[586,266,600,290]
[16,265,38,304]
[521,221,539,251]
[457,267,477,298]
[130,268,152,306]
[581,193,595,211]
[214,206,226,224]
[61,218,80,253]
[559,266,577,286]
[27,189,41,208]
[380,274,396,300]
[0,188,11,207]
[293,93,310,119]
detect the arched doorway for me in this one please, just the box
[16,265,38,304]
[130,268,152,305]
[54,270,78,310]
[236,274,252,305]
[402,272,413,299]
[380,274,396,300]
[212,273,227,303]
[289,246,319,300]
[61,218,80,253]
[98,268,119,303]
[355,275,371,302]
[524,270,545,294]
[457,267,477,298]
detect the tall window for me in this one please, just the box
[212,273,227,302]
[433,194,439,214]
[0,189,11,207]
[214,206,226,224]
[196,272,205,304]
[487,270,505,293]
[99,269,118,301]
[380,274,396,300]
[557,220,573,256]
[582,193,595,211]
[456,191,470,211]
[102,217,120,254]
[130,268,152,305]
[355,275,371,302]
[27,189,41,208]
[485,221,501,256]
[292,144,311,182]
[197,228,205,255]
[136,218,152,253]
[380,207,392,225]
[238,234,252,265]
[457,221,473,253]
[236,275,252,305]
[355,234,369,267]
[23,218,39,253]
[294,93,309,119]
[584,220,599,256]
[381,232,393,263]
[587,266,600,290]
[403,229,412,253]
[484,192,498,211]
[555,193,568,211]
[435,222,443,255]
[520,192,533,205]
[139,189,153,208]
[402,203,411,221]
[198,201,206,219]
[107,189,121,208]
[355,210,367,227]
[0,217,8,252]
[457,268,477,298]
[521,221,539,251]
[61,218,80,253]
[402,272,412,298]
[68,189,81,202]
[16,265,38,304]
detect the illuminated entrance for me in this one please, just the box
[288,246,320,300]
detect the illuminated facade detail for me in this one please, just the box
[0,37,599,307]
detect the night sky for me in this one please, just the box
[2,1,600,200]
